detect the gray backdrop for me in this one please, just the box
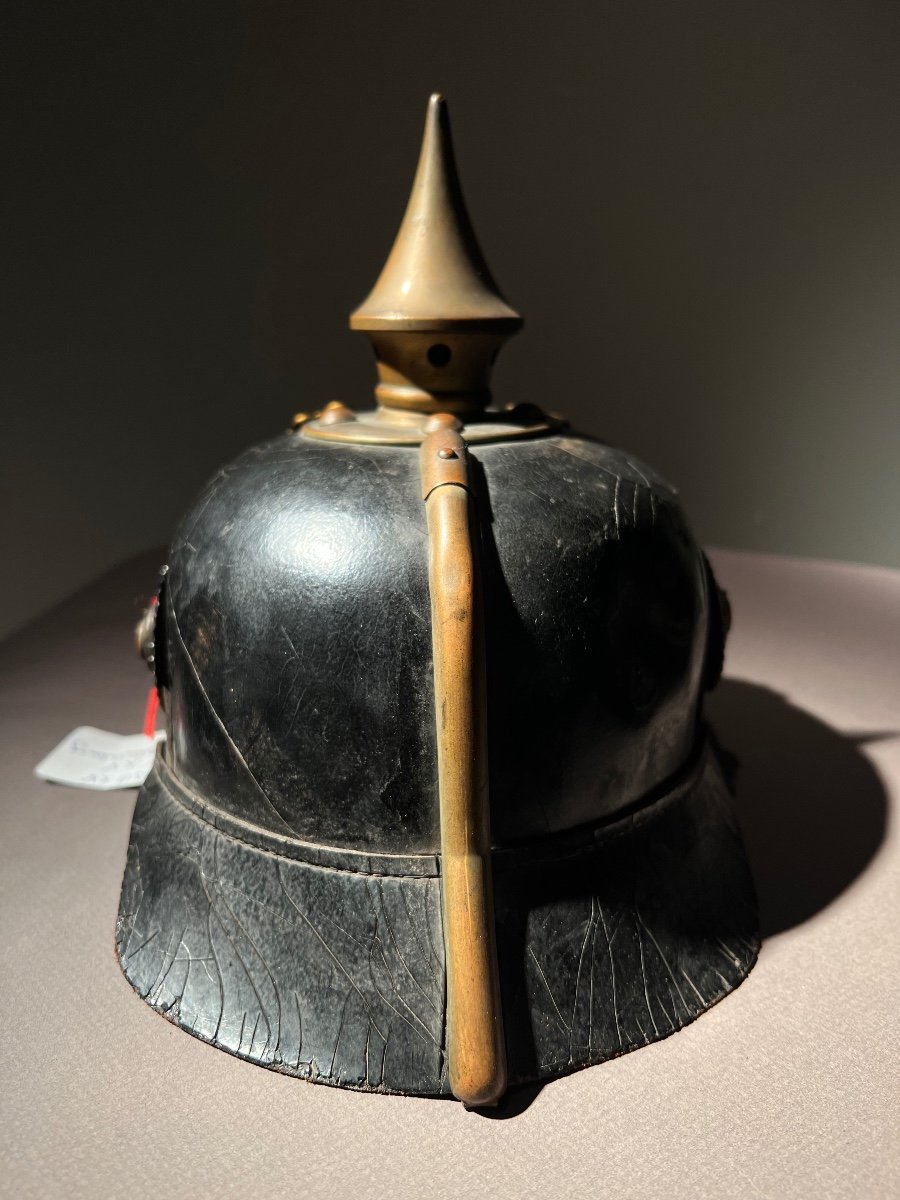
[3,1,899,639]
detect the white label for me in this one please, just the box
[34,727,166,791]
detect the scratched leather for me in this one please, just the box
[117,424,755,1094]
[116,741,757,1094]
[166,437,439,855]
[163,431,710,853]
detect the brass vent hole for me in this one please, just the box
[427,343,452,367]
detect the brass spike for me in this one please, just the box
[351,94,522,417]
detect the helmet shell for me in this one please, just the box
[161,428,712,854]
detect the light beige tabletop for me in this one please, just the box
[1,548,898,1199]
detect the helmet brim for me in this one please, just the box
[115,738,758,1096]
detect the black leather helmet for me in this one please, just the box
[116,95,757,1107]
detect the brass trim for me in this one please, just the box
[302,405,563,446]
[420,427,507,1108]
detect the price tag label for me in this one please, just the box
[35,727,165,791]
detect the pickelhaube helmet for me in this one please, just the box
[117,95,758,1107]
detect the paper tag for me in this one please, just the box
[35,727,165,791]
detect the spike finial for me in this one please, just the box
[351,94,522,416]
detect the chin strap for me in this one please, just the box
[420,416,507,1108]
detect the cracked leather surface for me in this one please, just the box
[163,430,709,852]
[117,425,757,1094]
[167,436,439,854]
[116,739,757,1094]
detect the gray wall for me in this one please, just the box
[4,1,899,639]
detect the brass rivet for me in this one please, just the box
[291,412,310,429]
[438,446,458,459]
[318,401,356,426]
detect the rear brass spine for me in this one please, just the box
[420,421,507,1108]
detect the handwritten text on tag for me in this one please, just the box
[35,727,165,791]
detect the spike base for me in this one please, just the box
[300,405,563,446]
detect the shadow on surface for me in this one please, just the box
[479,679,891,1119]
[707,679,891,936]
[472,1080,544,1120]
